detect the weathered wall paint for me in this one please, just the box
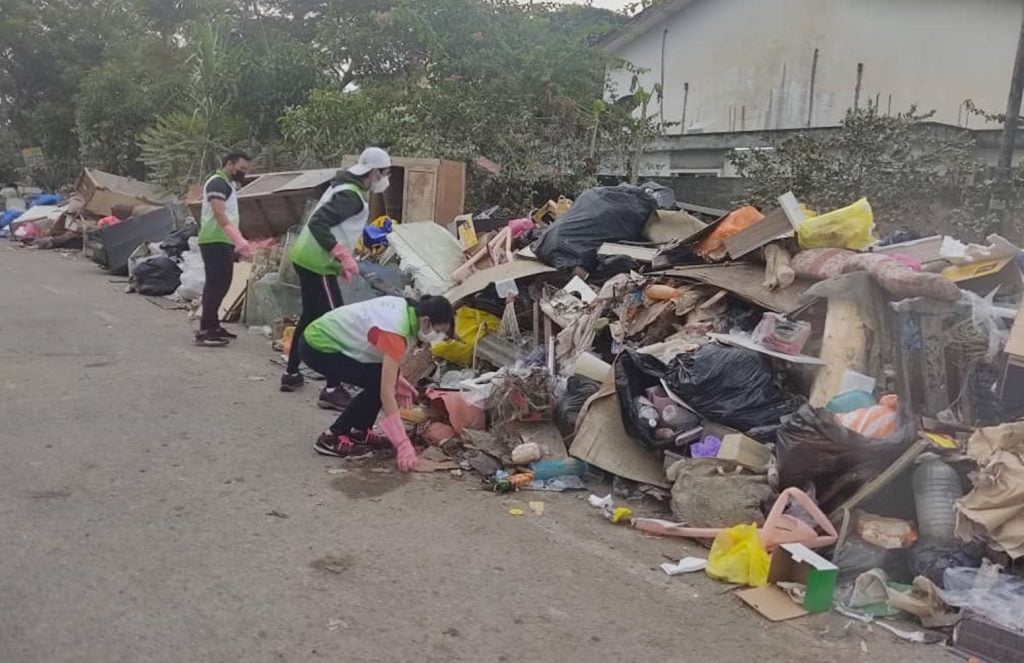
[607,0,1024,134]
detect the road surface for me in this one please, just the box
[0,247,951,662]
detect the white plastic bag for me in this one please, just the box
[175,240,205,300]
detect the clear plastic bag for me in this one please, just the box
[941,563,1024,631]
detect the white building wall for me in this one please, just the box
[607,0,1024,135]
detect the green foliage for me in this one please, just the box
[282,0,636,207]
[75,61,181,180]
[730,107,1007,240]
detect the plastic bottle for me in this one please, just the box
[530,458,588,480]
[634,396,660,429]
[912,455,962,542]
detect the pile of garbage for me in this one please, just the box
[8,163,1024,658]
[344,183,1024,659]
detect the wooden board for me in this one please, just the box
[220,262,253,321]
[809,298,869,406]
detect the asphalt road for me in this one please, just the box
[0,247,952,662]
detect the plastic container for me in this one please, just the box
[826,390,876,414]
[530,458,588,481]
[912,455,962,542]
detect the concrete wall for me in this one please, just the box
[607,0,1024,136]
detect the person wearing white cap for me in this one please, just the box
[280,147,392,405]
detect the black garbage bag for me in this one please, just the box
[555,376,601,438]
[661,344,801,432]
[908,540,987,588]
[775,405,917,512]
[614,350,675,450]
[532,185,657,271]
[159,224,197,259]
[132,256,182,296]
[639,181,676,209]
[591,254,640,281]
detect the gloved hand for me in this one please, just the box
[330,244,359,283]
[379,413,417,473]
[396,376,417,410]
[224,225,254,258]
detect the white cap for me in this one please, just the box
[348,147,392,176]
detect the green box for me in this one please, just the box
[768,543,839,614]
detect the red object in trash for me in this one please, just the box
[98,215,121,228]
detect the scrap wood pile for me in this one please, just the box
[383,182,1024,656]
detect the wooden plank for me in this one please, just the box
[220,262,254,321]
[403,168,438,222]
[810,298,869,406]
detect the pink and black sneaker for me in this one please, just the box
[313,432,372,458]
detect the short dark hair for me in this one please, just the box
[412,296,454,329]
[222,152,251,166]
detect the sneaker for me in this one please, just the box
[349,428,389,448]
[313,432,372,458]
[318,387,352,412]
[212,327,238,340]
[280,372,305,392]
[194,330,229,347]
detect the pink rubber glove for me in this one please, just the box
[396,376,416,410]
[224,225,253,257]
[379,413,417,473]
[330,244,359,283]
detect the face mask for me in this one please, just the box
[418,328,445,345]
[371,174,390,194]
[231,169,248,184]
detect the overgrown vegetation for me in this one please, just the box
[730,107,1023,240]
[1,0,663,208]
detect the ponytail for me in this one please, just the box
[412,295,454,328]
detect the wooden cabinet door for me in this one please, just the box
[402,167,438,222]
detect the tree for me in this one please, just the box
[282,0,633,207]
[729,107,1007,240]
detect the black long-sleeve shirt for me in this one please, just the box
[307,172,365,252]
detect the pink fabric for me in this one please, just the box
[426,388,486,433]
[508,217,535,239]
[98,215,121,227]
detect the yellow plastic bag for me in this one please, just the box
[797,197,876,250]
[431,307,500,366]
[706,523,770,587]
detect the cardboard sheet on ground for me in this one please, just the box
[445,260,556,305]
[569,380,669,489]
[389,223,464,296]
[662,264,810,312]
[710,333,825,365]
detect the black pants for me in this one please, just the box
[286,264,344,380]
[299,340,382,434]
[200,242,235,331]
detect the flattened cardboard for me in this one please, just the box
[737,586,808,622]
[662,263,810,312]
[569,381,668,488]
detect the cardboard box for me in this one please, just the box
[716,433,771,472]
[942,258,1023,296]
[737,543,838,621]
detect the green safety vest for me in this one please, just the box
[197,170,240,245]
[290,182,369,275]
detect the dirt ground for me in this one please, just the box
[0,246,958,662]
